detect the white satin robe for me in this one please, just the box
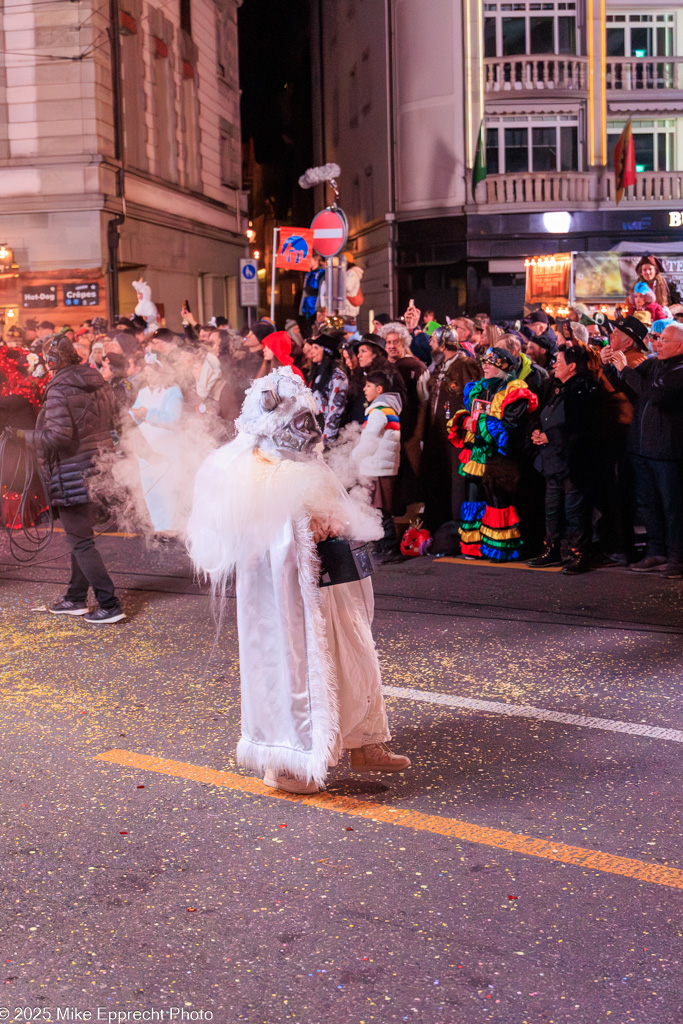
[188,442,390,786]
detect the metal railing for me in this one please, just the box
[605,56,683,91]
[484,56,588,93]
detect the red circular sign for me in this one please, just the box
[311,207,348,258]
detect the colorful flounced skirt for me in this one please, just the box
[459,501,522,561]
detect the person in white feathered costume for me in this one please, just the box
[186,367,411,794]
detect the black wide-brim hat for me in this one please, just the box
[352,332,386,355]
[609,314,649,350]
[314,332,342,355]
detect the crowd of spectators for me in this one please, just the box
[1,249,683,583]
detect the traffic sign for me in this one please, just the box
[311,207,348,259]
[240,259,259,307]
[276,228,314,271]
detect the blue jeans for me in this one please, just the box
[631,456,683,566]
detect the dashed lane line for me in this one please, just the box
[95,749,683,892]
[382,684,683,744]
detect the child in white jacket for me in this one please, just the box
[351,369,403,560]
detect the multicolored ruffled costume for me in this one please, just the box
[448,378,538,561]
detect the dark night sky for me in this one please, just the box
[238,0,314,221]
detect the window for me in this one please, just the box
[149,16,178,183]
[219,118,240,188]
[120,0,148,171]
[181,76,201,191]
[486,127,499,174]
[560,125,578,171]
[502,17,526,55]
[180,0,191,36]
[484,1,578,56]
[607,119,675,172]
[532,126,556,171]
[486,116,581,173]
[179,29,200,190]
[216,7,238,86]
[484,18,497,57]
[605,13,674,58]
[529,18,553,54]
[505,128,528,173]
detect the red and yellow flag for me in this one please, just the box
[614,120,636,204]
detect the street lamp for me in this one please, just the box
[0,244,14,272]
[543,212,572,234]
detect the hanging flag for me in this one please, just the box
[614,120,636,205]
[472,121,487,200]
[275,228,315,270]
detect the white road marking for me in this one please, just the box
[382,684,683,744]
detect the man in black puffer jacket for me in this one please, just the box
[12,336,124,623]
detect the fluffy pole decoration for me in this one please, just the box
[298,163,341,189]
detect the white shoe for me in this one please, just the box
[262,769,320,795]
[350,742,411,773]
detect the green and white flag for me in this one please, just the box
[472,121,487,199]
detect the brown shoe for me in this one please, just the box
[349,743,411,774]
[262,769,320,795]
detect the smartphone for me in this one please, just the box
[183,299,191,313]
[408,299,415,308]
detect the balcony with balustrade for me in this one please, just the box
[484,55,589,96]
[605,56,683,95]
[470,169,683,213]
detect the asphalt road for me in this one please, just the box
[1,530,682,1024]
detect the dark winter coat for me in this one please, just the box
[392,354,426,441]
[425,351,481,435]
[604,354,683,461]
[24,363,115,505]
[535,374,600,487]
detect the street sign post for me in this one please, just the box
[311,207,348,259]
[311,206,348,315]
[240,258,259,309]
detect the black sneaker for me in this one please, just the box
[49,599,89,616]
[83,605,126,624]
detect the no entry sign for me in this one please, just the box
[311,207,348,259]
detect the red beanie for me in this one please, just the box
[264,331,292,364]
[263,331,305,380]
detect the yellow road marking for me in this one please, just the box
[96,749,683,891]
[434,557,562,572]
[53,527,140,539]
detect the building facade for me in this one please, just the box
[313,0,683,321]
[0,0,245,332]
